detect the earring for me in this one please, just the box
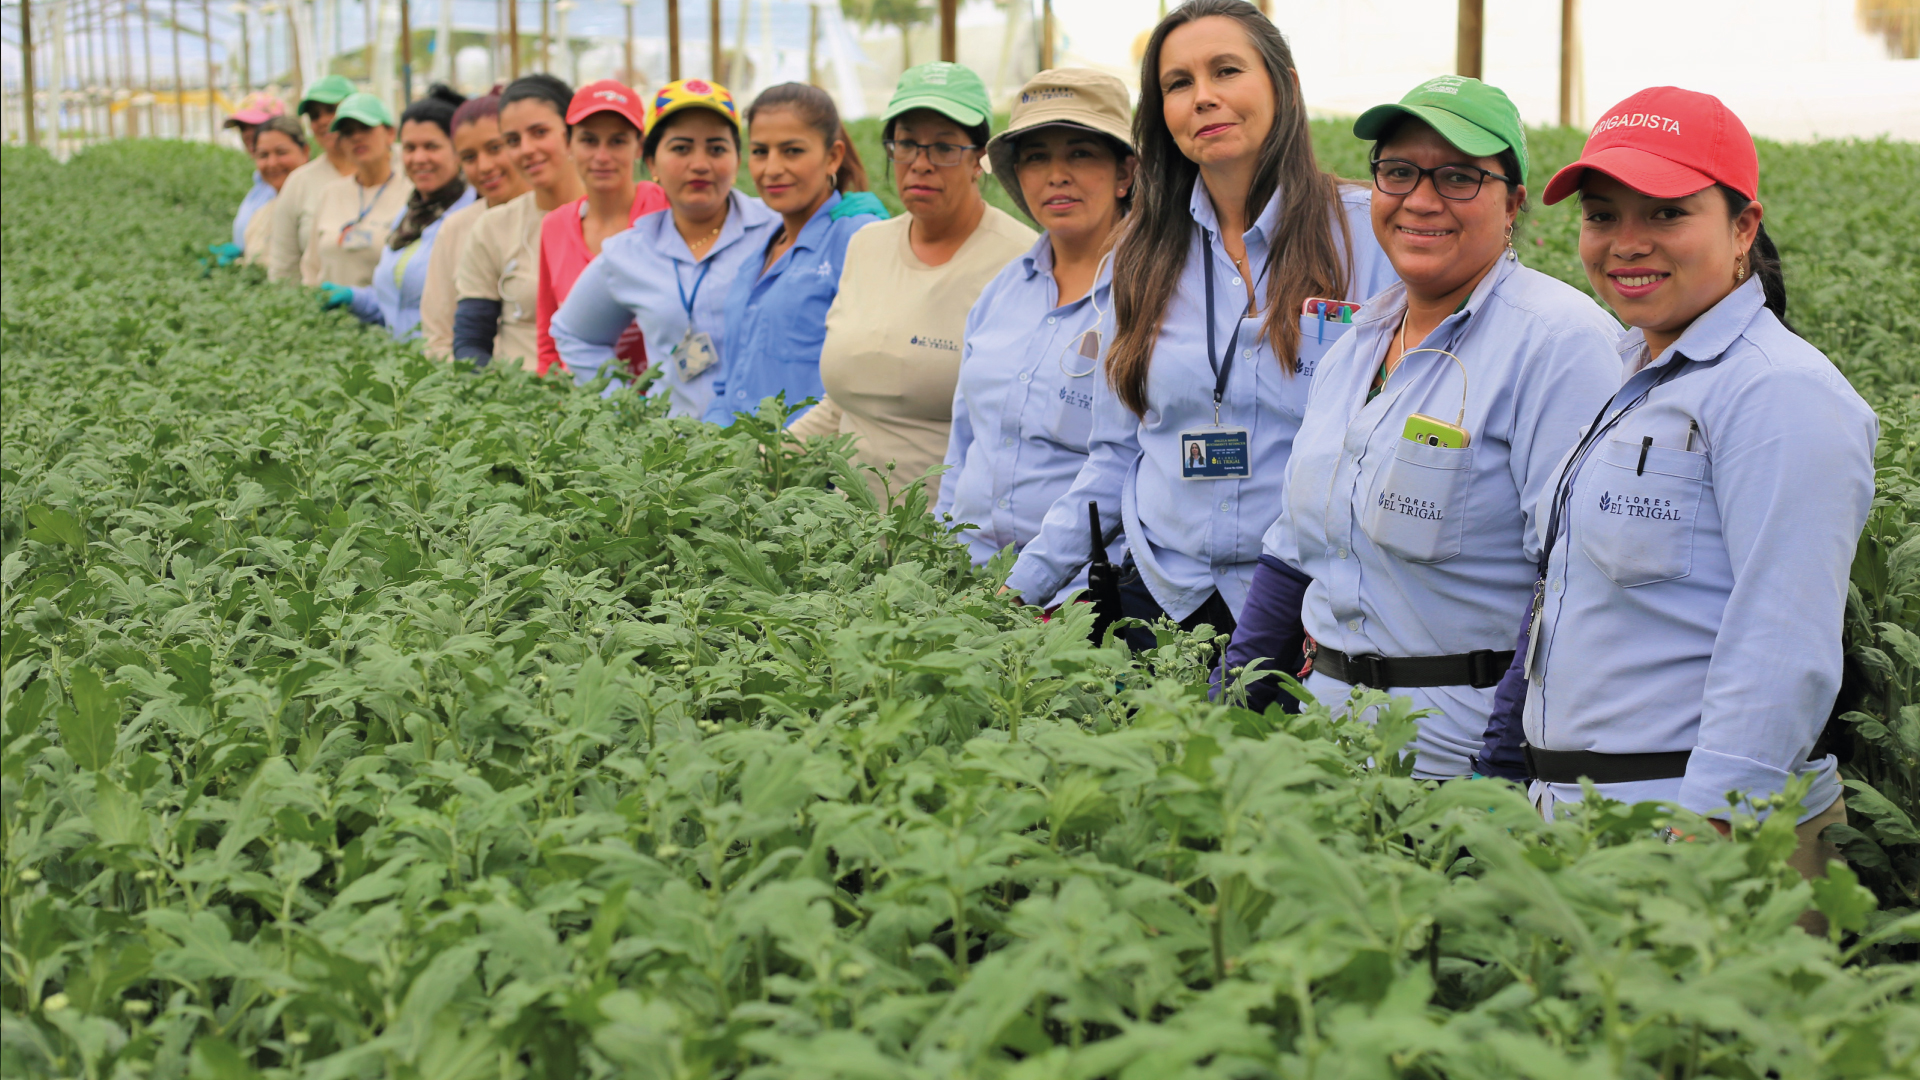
[1734,252,1748,283]
[1504,222,1516,259]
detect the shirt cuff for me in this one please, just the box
[1005,555,1067,605]
[349,288,382,325]
[1677,746,1843,823]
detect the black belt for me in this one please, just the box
[1524,745,1692,784]
[1313,646,1512,690]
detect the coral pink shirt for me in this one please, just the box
[536,181,669,375]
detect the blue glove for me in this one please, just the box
[208,241,244,267]
[830,191,889,222]
[318,282,354,311]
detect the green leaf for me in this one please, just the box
[59,665,123,772]
[1809,862,1877,941]
[26,504,87,552]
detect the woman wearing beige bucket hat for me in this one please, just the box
[936,68,1138,608]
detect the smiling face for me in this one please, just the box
[1014,126,1134,247]
[335,120,392,167]
[1157,15,1274,174]
[252,128,309,191]
[748,105,844,217]
[1370,121,1521,300]
[399,119,461,196]
[569,113,642,195]
[499,97,573,192]
[453,116,526,206]
[891,109,983,224]
[1578,173,1761,348]
[645,110,739,219]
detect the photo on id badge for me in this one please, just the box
[1181,428,1250,480]
[675,328,717,380]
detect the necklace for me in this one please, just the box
[684,218,724,253]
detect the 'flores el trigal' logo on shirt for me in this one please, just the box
[1377,492,1443,521]
[1597,492,1683,520]
[910,334,959,351]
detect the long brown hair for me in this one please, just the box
[746,82,870,193]
[1108,0,1352,416]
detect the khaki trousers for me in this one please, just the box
[1791,795,1850,936]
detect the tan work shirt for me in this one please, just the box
[419,199,488,359]
[787,206,1036,505]
[453,190,542,370]
[241,194,276,265]
[300,170,414,289]
[267,155,352,284]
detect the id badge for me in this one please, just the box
[339,226,374,252]
[1180,428,1251,480]
[674,329,717,380]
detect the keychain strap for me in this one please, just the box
[1201,235,1248,426]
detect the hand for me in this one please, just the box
[208,241,244,267]
[831,192,889,222]
[318,282,354,311]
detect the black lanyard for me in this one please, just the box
[1201,234,1249,425]
[1538,357,1689,577]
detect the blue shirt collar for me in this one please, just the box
[1352,248,1519,341]
[1016,231,1116,304]
[1187,178,1284,245]
[1624,273,1767,371]
[786,190,842,255]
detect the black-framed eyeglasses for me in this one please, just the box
[1370,158,1513,201]
[883,138,980,168]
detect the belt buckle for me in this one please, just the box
[1349,653,1388,688]
[1467,649,1501,688]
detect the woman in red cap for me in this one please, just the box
[1482,88,1878,915]
[534,80,670,379]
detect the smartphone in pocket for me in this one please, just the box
[1403,412,1470,449]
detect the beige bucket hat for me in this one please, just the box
[986,68,1136,221]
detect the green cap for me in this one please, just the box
[881,62,991,134]
[329,92,396,132]
[1353,75,1529,186]
[299,74,356,110]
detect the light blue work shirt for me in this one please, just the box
[1006,183,1396,620]
[935,233,1126,606]
[233,171,276,247]
[350,187,478,339]
[551,190,778,412]
[1261,255,1621,778]
[1523,275,1877,821]
[703,190,879,425]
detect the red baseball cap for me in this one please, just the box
[566,80,647,131]
[1542,86,1758,206]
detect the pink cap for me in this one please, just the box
[1543,86,1759,205]
[225,93,286,127]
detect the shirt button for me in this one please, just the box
[996,498,1008,509]
[1337,547,1348,559]
[1219,500,1232,512]
[1047,316,1057,325]
[1551,578,1563,593]
[735,390,746,397]
[1002,436,1014,447]
[1347,619,1361,632]
[1018,371,1031,382]
[1232,277,1242,286]
[1242,349,1252,359]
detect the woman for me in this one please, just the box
[1493,89,1875,881]
[305,93,413,294]
[1004,0,1395,649]
[785,62,1036,504]
[421,90,529,359]
[268,75,357,284]
[335,86,477,338]
[214,95,285,266]
[551,79,776,409]
[454,74,584,370]
[534,80,669,378]
[935,69,1136,605]
[1220,77,1618,784]
[239,115,312,265]
[701,82,887,425]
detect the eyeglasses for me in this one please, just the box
[883,139,980,168]
[1370,158,1513,201]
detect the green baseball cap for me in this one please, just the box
[882,62,991,134]
[329,92,396,132]
[1353,75,1529,186]
[299,74,356,110]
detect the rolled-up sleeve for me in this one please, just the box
[1677,367,1877,817]
[551,257,632,387]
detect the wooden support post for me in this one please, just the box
[236,3,249,96]
[708,0,718,82]
[622,0,633,85]
[1455,0,1481,79]
[202,0,216,140]
[1558,0,1576,127]
[507,0,518,77]
[1040,0,1052,70]
[286,0,302,97]
[170,0,184,134]
[399,0,411,102]
[141,0,154,133]
[805,0,815,87]
[540,0,549,70]
[938,0,953,62]
[22,0,36,146]
[666,0,679,80]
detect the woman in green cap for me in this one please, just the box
[786,61,1036,506]
[267,74,358,285]
[303,92,413,293]
[1223,75,1620,781]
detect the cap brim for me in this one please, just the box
[881,93,988,130]
[226,111,271,126]
[648,100,738,132]
[568,102,644,127]
[986,119,1135,221]
[1542,144,1715,205]
[329,111,389,131]
[1353,103,1508,159]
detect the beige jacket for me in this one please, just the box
[299,170,414,289]
[267,156,351,284]
[452,191,543,370]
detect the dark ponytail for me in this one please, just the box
[745,82,869,193]
[399,83,467,139]
[1719,185,1790,330]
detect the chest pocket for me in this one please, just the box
[775,263,837,366]
[1578,439,1707,587]
[1359,437,1472,564]
[1046,375,1097,450]
[1277,313,1354,417]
